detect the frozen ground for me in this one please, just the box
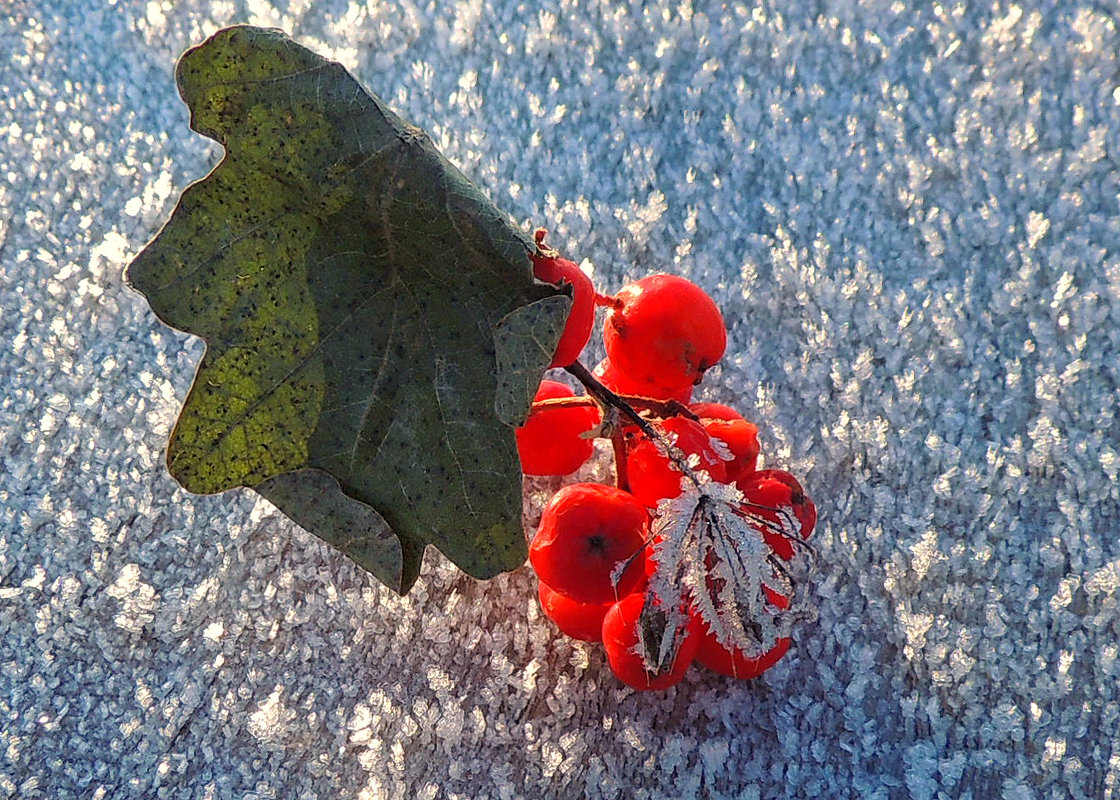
[3,1,1120,798]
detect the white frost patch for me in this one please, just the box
[898,610,934,660]
[348,702,373,743]
[1050,576,1079,611]
[88,230,131,275]
[908,530,944,579]
[248,685,295,745]
[1026,210,1050,248]
[1043,736,1067,765]
[105,563,157,634]
[621,190,668,242]
[201,621,224,642]
[1086,559,1120,596]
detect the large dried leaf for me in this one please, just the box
[126,26,569,591]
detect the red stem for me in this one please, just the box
[530,395,598,411]
[594,291,623,309]
[612,424,630,492]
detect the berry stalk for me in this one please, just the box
[565,361,704,492]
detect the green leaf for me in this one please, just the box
[255,469,421,594]
[126,25,569,589]
[492,295,571,427]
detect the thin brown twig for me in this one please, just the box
[564,361,703,491]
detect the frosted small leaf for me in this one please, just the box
[648,481,814,661]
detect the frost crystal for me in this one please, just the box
[647,481,814,662]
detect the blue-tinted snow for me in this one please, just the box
[2,1,1119,798]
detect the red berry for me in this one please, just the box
[537,581,612,642]
[592,357,694,405]
[747,469,817,540]
[601,592,701,691]
[529,483,649,604]
[603,274,727,395]
[516,380,600,476]
[736,470,817,560]
[701,417,760,481]
[695,627,790,679]
[625,417,728,508]
[531,233,595,367]
[687,403,759,480]
[688,401,743,421]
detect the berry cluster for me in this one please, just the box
[517,231,816,691]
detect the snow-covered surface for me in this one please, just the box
[4,1,1120,797]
